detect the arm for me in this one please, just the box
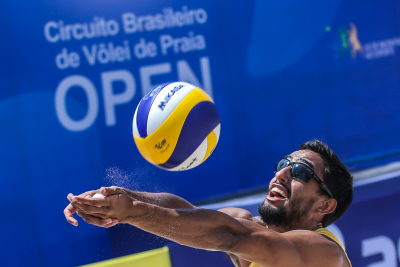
[121,187,196,209]
[218,207,266,226]
[69,191,344,267]
[64,186,196,226]
[71,193,249,250]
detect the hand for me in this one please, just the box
[64,189,97,226]
[64,188,118,227]
[67,186,152,226]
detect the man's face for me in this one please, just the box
[258,149,326,229]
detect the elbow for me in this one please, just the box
[207,231,238,252]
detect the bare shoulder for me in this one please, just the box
[227,223,348,267]
[284,230,349,267]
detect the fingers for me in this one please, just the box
[80,190,98,197]
[77,211,118,228]
[68,191,99,202]
[71,198,109,216]
[67,193,74,202]
[71,195,111,207]
[64,203,78,226]
[101,186,123,197]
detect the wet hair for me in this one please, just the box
[299,139,353,227]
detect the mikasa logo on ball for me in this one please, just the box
[158,84,185,111]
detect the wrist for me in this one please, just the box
[123,188,141,200]
[126,201,157,224]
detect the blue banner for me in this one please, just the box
[2,0,400,266]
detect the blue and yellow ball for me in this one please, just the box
[132,82,220,171]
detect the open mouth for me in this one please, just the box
[267,186,288,201]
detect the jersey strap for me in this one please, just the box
[249,227,352,267]
[316,228,352,267]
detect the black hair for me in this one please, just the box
[299,139,353,227]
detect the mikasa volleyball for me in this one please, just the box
[132,82,220,171]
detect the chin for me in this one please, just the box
[259,196,316,229]
[266,197,288,208]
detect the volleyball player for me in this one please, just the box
[65,139,353,267]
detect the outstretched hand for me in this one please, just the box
[64,186,139,227]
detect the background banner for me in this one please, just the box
[1,0,400,266]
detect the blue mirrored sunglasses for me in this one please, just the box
[275,158,334,199]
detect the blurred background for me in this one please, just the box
[1,0,400,266]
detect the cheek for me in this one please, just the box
[291,179,320,199]
[290,180,307,197]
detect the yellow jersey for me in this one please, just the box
[249,227,352,267]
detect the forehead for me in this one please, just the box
[288,149,325,178]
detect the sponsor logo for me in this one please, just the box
[180,157,198,170]
[143,84,164,100]
[154,137,170,153]
[158,84,185,111]
[336,22,400,61]
[155,138,167,149]
[338,22,364,60]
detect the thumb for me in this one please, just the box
[100,186,123,196]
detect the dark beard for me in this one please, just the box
[258,196,316,229]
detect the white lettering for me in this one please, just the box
[97,43,110,64]
[54,56,212,131]
[106,20,119,35]
[134,38,158,59]
[55,75,99,131]
[44,21,60,43]
[82,45,97,65]
[362,235,397,267]
[55,48,80,69]
[122,13,137,33]
[195,9,207,24]
[160,35,174,55]
[159,32,205,55]
[101,70,136,126]
[69,52,80,68]
[82,41,131,66]
[72,24,84,40]
[122,6,208,35]
[44,17,120,43]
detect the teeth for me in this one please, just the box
[271,187,287,198]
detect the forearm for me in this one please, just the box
[122,189,196,209]
[127,204,250,251]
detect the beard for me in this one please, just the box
[258,196,316,229]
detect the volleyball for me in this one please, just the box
[132,82,220,171]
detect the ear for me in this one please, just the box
[315,198,337,215]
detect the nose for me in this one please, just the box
[275,166,292,184]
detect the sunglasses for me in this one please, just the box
[275,158,334,199]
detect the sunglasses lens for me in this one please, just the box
[276,159,314,183]
[276,159,290,172]
[292,163,312,183]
